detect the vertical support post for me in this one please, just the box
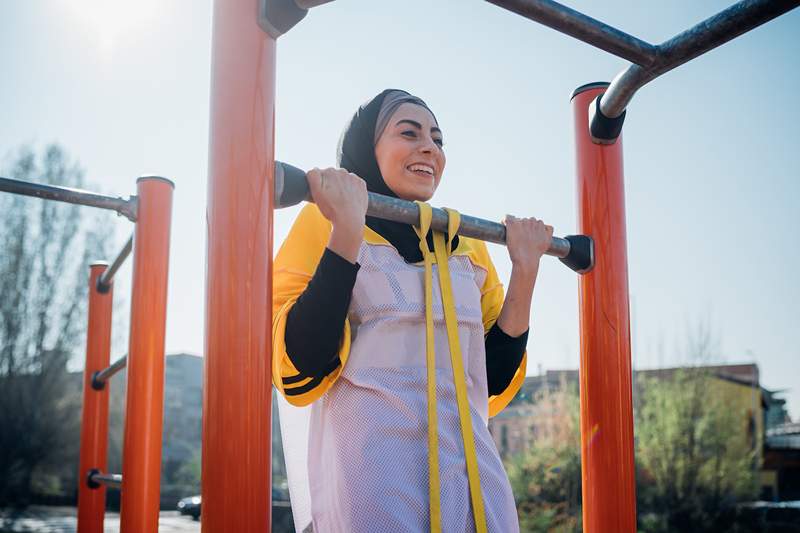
[120,177,174,532]
[202,0,275,530]
[77,263,113,533]
[571,83,637,532]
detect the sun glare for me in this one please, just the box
[60,0,161,59]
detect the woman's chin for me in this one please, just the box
[402,189,435,202]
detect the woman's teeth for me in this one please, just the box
[408,164,434,176]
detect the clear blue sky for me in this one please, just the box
[1,1,798,418]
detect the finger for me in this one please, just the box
[307,167,321,193]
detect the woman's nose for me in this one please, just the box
[418,136,437,153]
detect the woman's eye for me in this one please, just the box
[401,130,417,138]
[434,138,444,147]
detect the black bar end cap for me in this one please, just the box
[87,468,101,489]
[559,235,594,274]
[589,95,626,145]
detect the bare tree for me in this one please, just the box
[0,145,113,506]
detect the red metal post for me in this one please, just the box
[572,83,637,532]
[120,177,174,532]
[77,263,114,533]
[202,0,275,530]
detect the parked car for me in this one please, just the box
[177,495,201,520]
[176,488,292,523]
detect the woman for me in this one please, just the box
[272,89,552,532]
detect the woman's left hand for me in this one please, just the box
[502,215,554,274]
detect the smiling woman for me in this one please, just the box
[272,89,554,532]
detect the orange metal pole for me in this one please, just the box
[77,263,114,533]
[202,0,275,529]
[120,177,174,532]
[572,83,637,532]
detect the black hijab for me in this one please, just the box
[337,89,457,263]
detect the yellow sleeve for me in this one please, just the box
[470,240,528,418]
[272,204,352,407]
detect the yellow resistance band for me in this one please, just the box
[414,202,488,533]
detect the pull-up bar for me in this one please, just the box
[274,161,594,273]
[0,176,138,221]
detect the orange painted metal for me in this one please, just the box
[202,0,275,530]
[572,84,637,532]
[77,263,114,533]
[120,177,174,532]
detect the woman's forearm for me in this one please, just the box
[495,261,539,337]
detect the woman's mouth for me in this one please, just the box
[407,164,435,178]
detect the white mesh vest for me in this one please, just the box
[277,241,519,533]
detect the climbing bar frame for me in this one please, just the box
[87,470,123,490]
[202,1,275,531]
[97,235,133,293]
[0,176,137,221]
[208,0,799,532]
[485,0,800,142]
[78,263,114,533]
[573,83,637,531]
[599,0,799,122]
[120,177,174,532]
[486,0,658,66]
[91,356,128,391]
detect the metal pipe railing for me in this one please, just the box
[599,0,800,119]
[274,161,595,273]
[91,356,128,390]
[97,235,134,293]
[87,469,122,490]
[485,0,657,66]
[0,177,138,222]
[485,0,799,142]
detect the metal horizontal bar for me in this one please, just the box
[0,176,137,222]
[364,192,572,257]
[600,0,800,118]
[97,235,133,292]
[91,356,128,390]
[273,161,594,273]
[89,470,122,489]
[485,0,658,66]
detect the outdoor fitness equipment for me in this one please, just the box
[273,161,595,274]
[0,175,174,532]
[3,0,795,531]
[202,1,799,532]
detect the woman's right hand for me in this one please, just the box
[307,167,368,233]
[307,167,368,263]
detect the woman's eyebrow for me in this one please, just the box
[396,119,443,136]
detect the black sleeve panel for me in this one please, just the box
[284,248,360,378]
[485,323,529,396]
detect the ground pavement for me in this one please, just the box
[0,506,201,532]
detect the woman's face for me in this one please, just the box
[374,103,445,202]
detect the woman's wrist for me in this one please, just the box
[328,222,363,263]
[509,258,540,285]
